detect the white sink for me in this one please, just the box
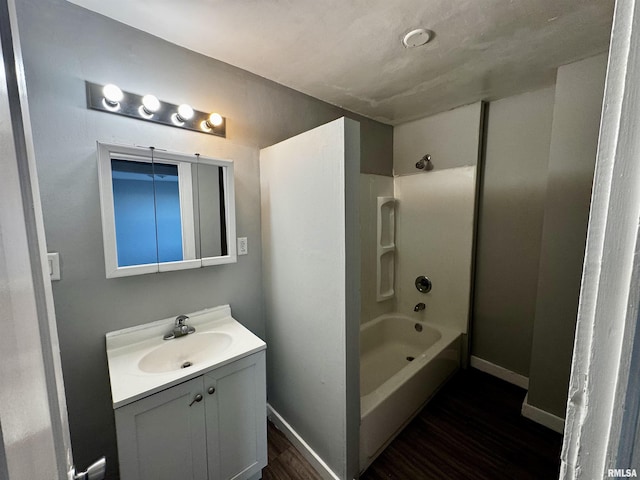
[138,332,233,373]
[106,305,266,408]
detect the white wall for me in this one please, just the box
[260,118,360,480]
[360,174,395,324]
[393,103,483,334]
[472,86,556,376]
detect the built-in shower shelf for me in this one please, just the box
[377,197,396,302]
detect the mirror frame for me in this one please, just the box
[97,142,237,278]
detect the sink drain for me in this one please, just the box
[406,356,415,362]
[181,361,193,369]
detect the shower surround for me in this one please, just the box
[359,103,482,471]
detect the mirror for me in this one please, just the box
[97,142,236,278]
[195,162,228,263]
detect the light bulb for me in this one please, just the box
[177,104,194,121]
[142,94,160,113]
[102,84,123,106]
[207,113,223,127]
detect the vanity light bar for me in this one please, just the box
[85,81,226,138]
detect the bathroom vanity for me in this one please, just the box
[106,305,266,480]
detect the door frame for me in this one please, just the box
[0,0,73,478]
[561,0,640,476]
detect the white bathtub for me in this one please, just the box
[359,313,461,471]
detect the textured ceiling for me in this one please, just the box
[65,0,614,125]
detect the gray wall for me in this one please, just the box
[472,87,555,376]
[15,1,392,477]
[472,55,607,417]
[528,54,608,417]
[393,102,483,175]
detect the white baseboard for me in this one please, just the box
[521,393,565,434]
[470,355,529,389]
[267,404,340,480]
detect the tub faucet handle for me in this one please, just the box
[414,303,426,312]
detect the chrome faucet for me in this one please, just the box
[163,314,196,340]
[414,303,426,312]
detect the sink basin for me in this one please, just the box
[106,305,267,407]
[138,332,233,373]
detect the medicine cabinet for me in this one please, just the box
[97,142,237,278]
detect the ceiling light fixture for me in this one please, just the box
[402,28,433,48]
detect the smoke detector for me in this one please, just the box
[402,28,433,48]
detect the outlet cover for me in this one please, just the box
[237,237,248,255]
[47,252,61,281]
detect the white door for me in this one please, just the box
[0,1,103,478]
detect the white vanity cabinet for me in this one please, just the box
[114,351,267,480]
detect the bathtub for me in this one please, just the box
[359,313,461,471]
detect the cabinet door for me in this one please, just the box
[204,351,267,480]
[115,377,208,480]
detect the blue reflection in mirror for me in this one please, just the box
[111,159,183,266]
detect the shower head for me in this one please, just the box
[416,154,434,171]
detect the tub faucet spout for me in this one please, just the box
[414,303,426,312]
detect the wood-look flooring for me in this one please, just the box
[263,368,562,480]
[361,368,563,480]
[263,421,323,480]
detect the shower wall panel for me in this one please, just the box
[394,167,477,334]
[392,102,482,337]
[360,174,395,324]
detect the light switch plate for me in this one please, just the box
[237,237,248,256]
[47,252,61,281]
